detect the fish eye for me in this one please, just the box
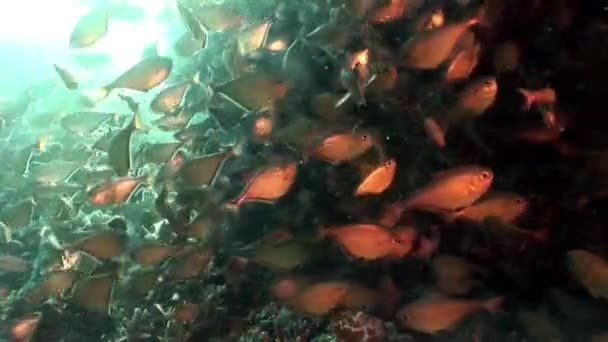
[385,160,394,166]
[361,134,369,140]
[401,312,410,321]
[392,237,402,244]
[483,79,495,87]
[480,171,491,179]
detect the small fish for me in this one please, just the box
[215,72,289,112]
[70,230,126,260]
[131,243,177,267]
[307,132,375,164]
[286,281,350,315]
[321,224,412,260]
[27,271,79,303]
[175,149,234,190]
[176,3,207,41]
[0,254,29,272]
[396,295,503,333]
[237,21,271,55]
[232,162,297,206]
[173,31,207,57]
[88,176,147,206]
[424,77,498,147]
[518,87,557,111]
[9,312,41,342]
[149,81,191,115]
[71,273,115,313]
[53,64,79,90]
[190,4,245,32]
[1,198,36,230]
[367,0,419,24]
[391,166,493,213]
[400,17,478,69]
[444,41,480,82]
[252,238,318,271]
[69,6,110,48]
[567,249,608,301]
[90,57,173,101]
[168,248,213,282]
[60,111,113,137]
[354,158,397,196]
[432,255,483,295]
[108,110,144,176]
[446,192,527,223]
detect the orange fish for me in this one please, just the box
[88,176,147,206]
[9,312,41,342]
[321,224,412,260]
[400,17,478,69]
[286,281,350,315]
[307,132,375,164]
[233,162,297,206]
[70,230,126,260]
[396,295,503,333]
[446,192,528,223]
[355,158,397,196]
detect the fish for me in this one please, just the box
[232,162,297,207]
[354,158,397,196]
[286,281,350,315]
[90,57,173,101]
[69,6,110,48]
[60,111,113,137]
[321,224,412,260]
[444,41,481,82]
[400,17,478,69]
[176,2,207,41]
[251,238,318,271]
[215,72,289,112]
[108,110,144,176]
[237,21,271,55]
[70,230,127,260]
[173,31,207,57]
[175,149,234,190]
[149,81,191,115]
[131,243,177,267]
[446,192,528,223]
[88,175,147,206]
[367,0,416,24]
[53,64,79,90]
[567,249,608,300]
[432,255,483,295]
[168,248,213,282]
[306,132,376,164]
[387,166,493,215]
[396,295,503,333]
[424,77,498,147]
[9,312,41,342]
[27,161,80,184]
[0,254,29,272]
[71,273,115,313]
[1,198,36,230]
[518,87,557,111]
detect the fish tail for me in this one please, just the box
[481,296,504,312]
[517,88,535,111]
[423,117,447,148]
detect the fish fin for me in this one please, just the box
[424,116,447,148]
[518,88,535,111]
[481,296,504,312]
